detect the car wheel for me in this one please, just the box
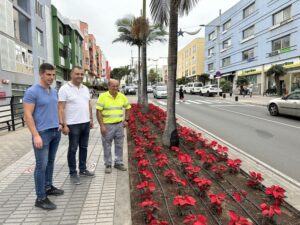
[207,91,210,97]
[269,104,279,116]
[199,91,202,96]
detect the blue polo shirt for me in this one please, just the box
[23,84,59,132]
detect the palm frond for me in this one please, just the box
[150,0,170,26]
[178,0,200,17]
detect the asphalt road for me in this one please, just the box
[150,93,300,182]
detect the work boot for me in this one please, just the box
[114,164,127,171]
[105,165,112,174]
[70,174,81,185]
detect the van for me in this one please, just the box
[184,82,203,94]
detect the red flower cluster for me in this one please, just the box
[228,211,253,225]
[183,214,207,225]
[208,193,226,215]
[247,171,263,188]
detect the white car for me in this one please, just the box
[153,86,167,99]
[200,84,222,96]
[267,91,300,117]
[184,82,203,94]
[147,86,153,93]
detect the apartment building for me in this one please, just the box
[205,0,300,94]
[51,5,83,88]
[177,38,205,82]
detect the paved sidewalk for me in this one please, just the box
[0,110,131,225]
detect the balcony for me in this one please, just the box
[60,57,65,66]
[59,34,64,44]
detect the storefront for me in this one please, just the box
[236,66,262,95]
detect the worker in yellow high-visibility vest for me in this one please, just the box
[96,79,131,174]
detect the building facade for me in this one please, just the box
[51,5,83,88]
[205,0,300,94]
[177,37,205,82]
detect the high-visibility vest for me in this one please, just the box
[96,91,131,124]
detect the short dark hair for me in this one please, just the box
[39,63,55,74]
[71,66,83,74]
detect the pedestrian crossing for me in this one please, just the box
[156,98,250,106]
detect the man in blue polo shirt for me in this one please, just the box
[23,63,64,210]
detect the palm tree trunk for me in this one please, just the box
[162,0,178,147]
[137,46,142,104]
[141,42,149,113]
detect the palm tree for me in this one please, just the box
[113,15,167,109]
[266,64,287,96]
[150,0,200,147]
[199,73,210,85]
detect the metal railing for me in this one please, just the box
[0,96,25,131]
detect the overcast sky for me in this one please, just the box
[52,0,240,69]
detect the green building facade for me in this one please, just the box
[51,5,83,87]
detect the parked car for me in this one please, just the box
[184,82,203,94]
[200,84,222,96]
[124,86,136,95]
[153,86,167,99]
[176,85,185,92]
[267,91,300,117]
[147,86,153,93]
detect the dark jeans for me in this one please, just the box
[67,122,90,175]
[33,128,61,200]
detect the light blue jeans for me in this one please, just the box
[33,128,61,200]
[101,123,124,166]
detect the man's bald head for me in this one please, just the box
[108,79,119,97]
[108,79,119,87]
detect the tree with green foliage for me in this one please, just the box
[148,69,159,84]
[198,73,210,85]
[266,64,287,96]
[220,79,231,93]
[150,0,200,146]
[110,66,132,81]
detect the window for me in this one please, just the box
[243,25,255,39]
[222,57,231,67]
[192,56,196,64]
[242,48,254,61]
[208,31,216,41]
[272,35,290,51]
[223,20,231,32]
[192,67,196,75]
[192,45,196,53]
[222,38,231,49]
[208,63,214,71]
[35,0,43,18]
[243,2,255,18]
[273,6,291,25]
[208,47,214,57]
[36,28,43,46]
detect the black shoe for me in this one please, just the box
[114,164,127,171]
[70,174,81,185]
[46,185,64,196]
[79,169,95,177]
[35,197,56,210]
[105,165,112,174]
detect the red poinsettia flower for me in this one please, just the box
[260,203,281,218]
[153,146,163,154]
[209,193,226,205]
[194,149,206,159]
[178,153,192,165]
[232,191,247,203]
[173,176,187,186]
[138,159,150,168]
[185,165,201,174]
[134,147,145,153]
[205,140,218,148]
[247,171,264,187]
[164,169,176,178]
[228,211,253,225]
[136,181,156,192]
[134,152,145,159]
[155,154,169,167]
[170,146,181,154]
[265,185,285,199]
[183,214,207,225]
[173,195,196,207]
[227,158,242,173]
[139,199,160,209]
[140,170,154,179]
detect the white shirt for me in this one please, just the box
[58,82,90,125]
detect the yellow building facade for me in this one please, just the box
[177,38,205,81]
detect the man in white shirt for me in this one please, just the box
[58,66,94,185]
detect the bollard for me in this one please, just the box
[223,93,226,98]
[235,96,238,102]
[230,92,233,97]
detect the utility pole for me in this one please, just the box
[217,9,222,96]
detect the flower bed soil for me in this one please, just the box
[128,104,300,225]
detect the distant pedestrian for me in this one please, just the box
[248,84,253,98]
[96,79,131,174]
[179,86,184,102]
[58,66,94,185]
[23,63,64,210]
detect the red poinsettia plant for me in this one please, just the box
[208,193,226,215]
[173,194,196,216]
[247,171,264,189]
[138,159,150,169]
[136,180,156,193]
[211,165,227,179]
[260,203,281,219]
[140,169,154,179]
[202,154,217,169]
[193,177,213,197]
[194,149,207,160]
[155,154,169,168]
[148,219,169,225]
[265,185,285,205]
[227,158,242,174]
[140,198,160,222]
[178,153,193,166]
[216,145,229,162]
[184,165,201,180]
[183,214,207,225]
[228,211,253,225]
[232,190,247,203]
[163,169,187,187]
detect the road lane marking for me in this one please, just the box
[184,101,191,104]
[215,107,300,129]
[195,100,213,104]
[210,104,254,107]
[186,100,202,104]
